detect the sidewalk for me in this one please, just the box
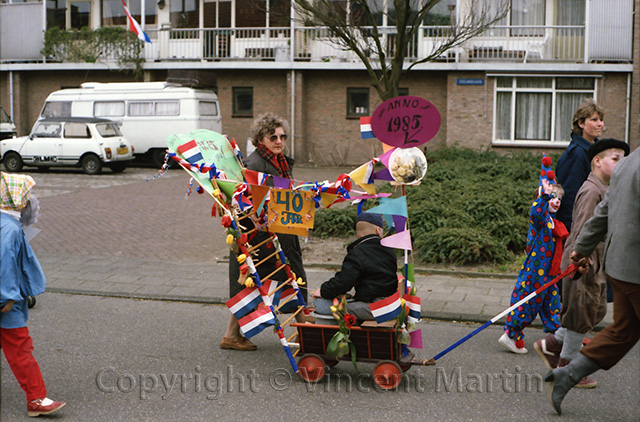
[38,253,614,330]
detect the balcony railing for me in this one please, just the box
[142,25,596,64]
[3,24,632,65]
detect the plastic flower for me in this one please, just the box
[330,306,338,313]
[239,264,249,275]
[221,215,232,228]
[239,234,248,244]
[236,254,247,264]
[213,189,221,197]
[244,278,255,288]
[226,234,234,245]
[344,314,356,328]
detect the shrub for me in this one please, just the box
[312,147,558,265]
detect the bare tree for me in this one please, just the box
[292,0,510,101]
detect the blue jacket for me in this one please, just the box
[0,213,46,329]
[555,133,596,232]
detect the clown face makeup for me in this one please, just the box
[549,190,562,213]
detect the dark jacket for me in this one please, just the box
[228,149,307,304]
[320,234,398,302]
[555,133,596,232]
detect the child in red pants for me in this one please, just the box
[1,172,65,417]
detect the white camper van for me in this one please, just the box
[39,82,222,166]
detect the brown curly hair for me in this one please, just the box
[572,98,604,136]
[250,112,290,147]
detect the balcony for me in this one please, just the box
[1,24,632,66]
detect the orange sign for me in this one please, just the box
[267,189,315,236]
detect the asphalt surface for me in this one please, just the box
[1,165,632,421]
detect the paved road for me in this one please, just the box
[1,293,638,421]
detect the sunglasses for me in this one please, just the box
[268,134,287,142]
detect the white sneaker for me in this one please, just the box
[499,333,528,354]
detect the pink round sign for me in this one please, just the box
[371,96,441,148]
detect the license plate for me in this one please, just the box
[117,146,129,155]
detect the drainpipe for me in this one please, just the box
[290,70,295,159]
[9,71,14,121]
[625,73,631,143]
[584,0,590,63]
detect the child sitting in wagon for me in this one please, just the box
[312,212,398,321]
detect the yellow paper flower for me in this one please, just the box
[401,298,406,306]
[213,189,221,197]
[296,277,305,286]
[244,279,255,288]
[226,234,234,245]
[237,254,247,264]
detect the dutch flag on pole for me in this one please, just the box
[225,286,263,320]
[177,139,204,166]
[238,306,276,338]
[403,294,421,321]
[274,286,298,308]
[369,291,402,323]
[360,116,375,139]
[121,0,151,43]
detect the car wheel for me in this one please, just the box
[151,149,168,168]
[81,154,103,175]
[110,163,127,173]
[3,151,23,172]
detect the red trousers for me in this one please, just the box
[0,326,47,401]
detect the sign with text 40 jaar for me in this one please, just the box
[267,189,316,237]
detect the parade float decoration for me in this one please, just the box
[161,95,443,385]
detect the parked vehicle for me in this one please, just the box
[0,117,133,174]
[0,106,17,140]
[39,82,223,167]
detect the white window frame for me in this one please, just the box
[492,74,598,147]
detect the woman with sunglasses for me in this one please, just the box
[221,113,308,351]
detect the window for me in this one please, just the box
[64,123,90,138]
[128,101,180,116]
[41,101,72,118]
[494,76,596,144]
[33,122,62,138]
[170,0,199,28]
[199,101,219,116]
[94,101,125,117]
[69,1,91,29]
[232,87,253,116]
[95,122,122,137]
[347,88,369,118]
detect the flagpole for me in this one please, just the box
[430,265,578,362]
[401,185,408,294]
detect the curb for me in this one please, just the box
[216,258,517,280]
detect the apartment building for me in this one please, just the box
[1,0,637,165]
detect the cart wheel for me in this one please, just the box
[27,296,36,308]
[324,358,339,368]
[298,354,326,383]
[373,361,402,390]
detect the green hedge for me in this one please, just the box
[312,147,554,265]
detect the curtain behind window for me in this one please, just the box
[515,93,551,140]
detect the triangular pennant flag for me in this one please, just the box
[392,215,407,232]
[365,196,407,217]
[407,262,415,286]
[348,161,376,195]
[250,184,270,215]
[377,147,397,169]
[272,176,293,189]
[216,180,238,201]
[380,230,412,250]
[408,329,424,349]
[374,168,395,181]
[320,192,340,209]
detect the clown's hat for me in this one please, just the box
[539,154,556,187]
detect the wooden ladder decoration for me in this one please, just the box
[232,212,309,372]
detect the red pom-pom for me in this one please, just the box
[542,156,552,167]
[540,169,546,177]
[515,339,525,349]
[546,170,555,181]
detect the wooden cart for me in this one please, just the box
[290,321,434,389]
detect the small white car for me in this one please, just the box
[0,117,133,174]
